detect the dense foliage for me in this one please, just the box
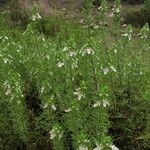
[124,8,150,27]
[124,0,150,27]
[0,0,150,150]
[91,0,144,6]
[0,0,10,5]
[122,0,144,4]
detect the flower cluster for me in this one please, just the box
[74,88,85,100]
[49,125,64,140]
[122,25,133,41]
[32,12,41,21]
[139,23,150,39]
[93,144,119,150]
[81,48,95,56]
[101,65,117,75]
[93,100,110,108]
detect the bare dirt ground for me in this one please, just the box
[8,0,143,25]
[15,0,83,19]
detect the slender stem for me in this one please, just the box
[90,54,99,91]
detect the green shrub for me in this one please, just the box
[92,0,101,6]
[0,1,150,150]
[124,0,150,27]
[144,0,150,10]
[9,0,29,29]
[109,92,149,149]
[122,0,144,4]
[0,13,112,149]
[10,9,29,28]
[0,0,10,5]
[35,16,61,37]
[107,24,150,150]
[124,8,150,27]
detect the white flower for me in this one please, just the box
[94,25,99,29]
[109,12,114,17]
[140,72,143,75]
[98,6,102,10]
[10,95,15,101]
[71,61,78,69]
[50,132,56,140]
[41,86,45,93]
[65,108,72,112]
[93,142,103,150]
[84,139,90,143]
[102,68,109,75]
[49,127,57,140]
[122,33,131,41]
[51,104,56,111]
[63,46,68,52]
[57,62,65,68]
[4,36,8,40]
[69,51,77,57]
[78,145,88,150]
[42,37,45,41]
[128,36,131,41]
[12,41,15,45]
[122,32,132,41]
[82,48,95,56]
[86,48,94,55]
[141,35,148,39]
[49,72,53,75]
[3,58,9,64]
[79,19,84,24]
[93,101,101,108]
[122,33,128,37]
[3,81,8,86]
[46,55,50,60]
[83,25,88,29]
[49,126,63,140]
[102,100,110,107]
[114,49,117,54]
[17,100,21,104]
[37,13,41,19]
[74,88,84,100]
[43,103,48,109]
[110,66,117,72]
[5,88,11,96]
[32,15,36,21]
[32,13,41,21]
[128,63,131,67]
[93,145,103,150]
[5,83,11,96]
[93,147,101,150]
[115,8,120,13]
[93,100,109,108]
[109,144,119,150]
[122,24,127,27]
[58,131,63,139]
